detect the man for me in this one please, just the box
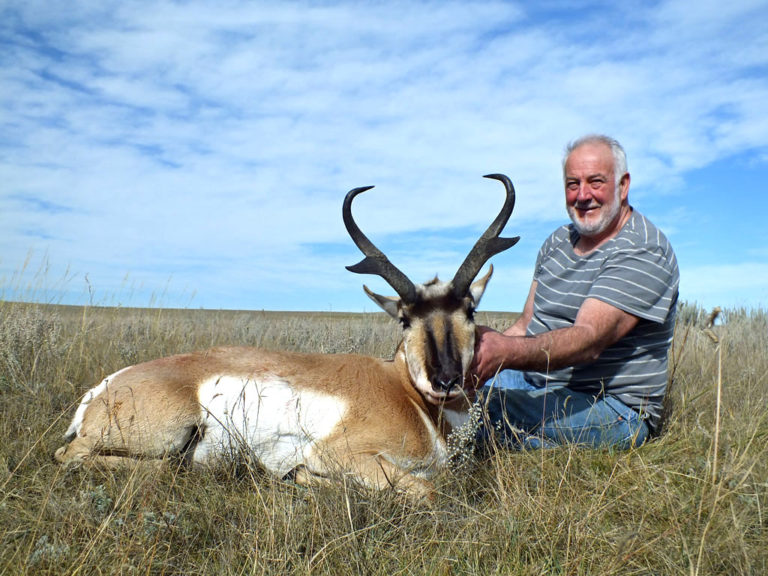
[472,134,679,449]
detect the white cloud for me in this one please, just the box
[1,0,767,310]
[680,262,768,310]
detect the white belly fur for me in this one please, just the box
[193,376,347,476]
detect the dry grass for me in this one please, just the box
[0,299,766,575]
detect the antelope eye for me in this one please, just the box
[399,316,412,329]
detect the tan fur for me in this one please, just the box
[56,175,519,498]
[55,341,470,499]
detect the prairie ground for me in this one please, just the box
[1,301,766,575]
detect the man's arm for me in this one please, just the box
[472,296,639,383]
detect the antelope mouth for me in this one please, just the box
[422,380,476,405]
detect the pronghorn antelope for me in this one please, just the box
[55,174,519,498]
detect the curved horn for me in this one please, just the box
[343,186,418,303]
[452,174,520,297]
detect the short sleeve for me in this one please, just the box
[588,245,679,323]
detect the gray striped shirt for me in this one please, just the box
[525,208,679,433]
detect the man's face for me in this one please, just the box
[564,142,628,238]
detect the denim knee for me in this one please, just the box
[477,387,649,450]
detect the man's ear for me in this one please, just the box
[619,172,631,202]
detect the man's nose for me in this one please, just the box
[575,183,592,201]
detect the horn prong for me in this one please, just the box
[343,185,417,303]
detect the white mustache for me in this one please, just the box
[573,202,600,210]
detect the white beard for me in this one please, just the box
[567,188,622,237]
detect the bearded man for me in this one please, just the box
[472,134,679,448]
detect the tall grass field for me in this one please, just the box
[1,300,766,575]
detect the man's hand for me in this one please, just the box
[471,326,513,385]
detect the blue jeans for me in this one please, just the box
[478,370,649,450]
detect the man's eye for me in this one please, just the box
[589,179,606,189]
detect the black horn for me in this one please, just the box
[452,174,520,297]
[343,186,418,303]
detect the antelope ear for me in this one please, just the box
[468,264,494,305]
[363,285,401,319]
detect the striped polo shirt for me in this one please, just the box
[525,208,679,433]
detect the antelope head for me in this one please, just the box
[344,174,519,405]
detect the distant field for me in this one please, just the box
[1,301,765,575]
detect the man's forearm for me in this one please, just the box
[497,326,604,372]
[474,298,638,382]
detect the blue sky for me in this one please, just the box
[2,0,767,313]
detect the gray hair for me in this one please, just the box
[563,134,628,187]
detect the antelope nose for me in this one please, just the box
[433,375,461,392]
